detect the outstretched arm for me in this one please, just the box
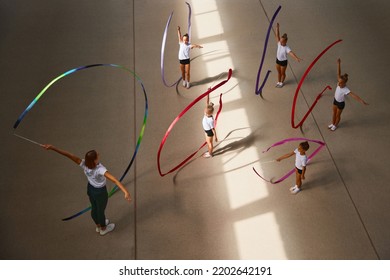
[42,144,82,165]
[177,26,182,43]
[349,92,369,105]
[276,151,295,162]
[275,22,281,42]
[289,51,302,62]
[104,171,132,202]
[190,43,203,49]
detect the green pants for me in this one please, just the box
[87,183,108,226]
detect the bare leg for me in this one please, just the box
[185,64,191,83]
[180,64,185,82]
[332,104,338,125]
[205,135,213,156]
[295,169,302,189]
[276,64,282,83]
[280,66,287,83]
[334,108,343,126]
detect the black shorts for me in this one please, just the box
[296,167,303,174]
[276,58,288,67]
[179,58,190,65]
[205,129,214,137]
[333,98,345,110]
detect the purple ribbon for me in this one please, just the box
[186,2,192,42]
[161,2,192,87]
[255,5,282,95]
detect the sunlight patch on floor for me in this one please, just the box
[225,171,269,210]
[192,0,286,260]
[192,3,220,39]
[234,213,287,259]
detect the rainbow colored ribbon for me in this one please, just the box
[291,39,342,128]
[157,68,233,176]
[161,2,192,87]
[255,5,281,96]
[12,64,148,221]
[253,138,325,184]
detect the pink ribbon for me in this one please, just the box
[253,138,325,184]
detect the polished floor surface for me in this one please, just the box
[1,0,389,259]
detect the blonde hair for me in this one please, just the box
[206,102,214,115]
[340,73,349,83]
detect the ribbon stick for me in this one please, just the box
[12,64,148,221]
[157,68,232,177]
[253,138,325,184]
[161,2,192,87]
[255,5,281,95]
[259,160,276,164]
[291,39,342,128]
[13,133,42,146]
[293,85,332,128]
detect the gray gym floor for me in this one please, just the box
[1,0,389,260]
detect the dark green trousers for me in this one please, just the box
[87,183,108,226]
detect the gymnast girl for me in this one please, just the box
[177,26,203,89]
[275,22,302,88]
[328,58,369,131]
[202,94,218,158]
[42,144,131,236]
[276,141,310,194]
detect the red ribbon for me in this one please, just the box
[157,68,233,176]
[291,39,342,128]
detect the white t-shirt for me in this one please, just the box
[178,42,191,60]
[202,115,215,131]
[294,148,307,170]
[276,42,291,61]
[334,85,350,102]
[80,159,107,188]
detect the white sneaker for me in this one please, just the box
[96,218,109,233]
[328,124,334,129]
[276,82,282,88]
[100,223,115,236]
[203,152,211,158]
[183,80,186,87]
[290,186,301,194]
[330,125,337,131]
[186,82,191,89]
[289,185,297,191]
